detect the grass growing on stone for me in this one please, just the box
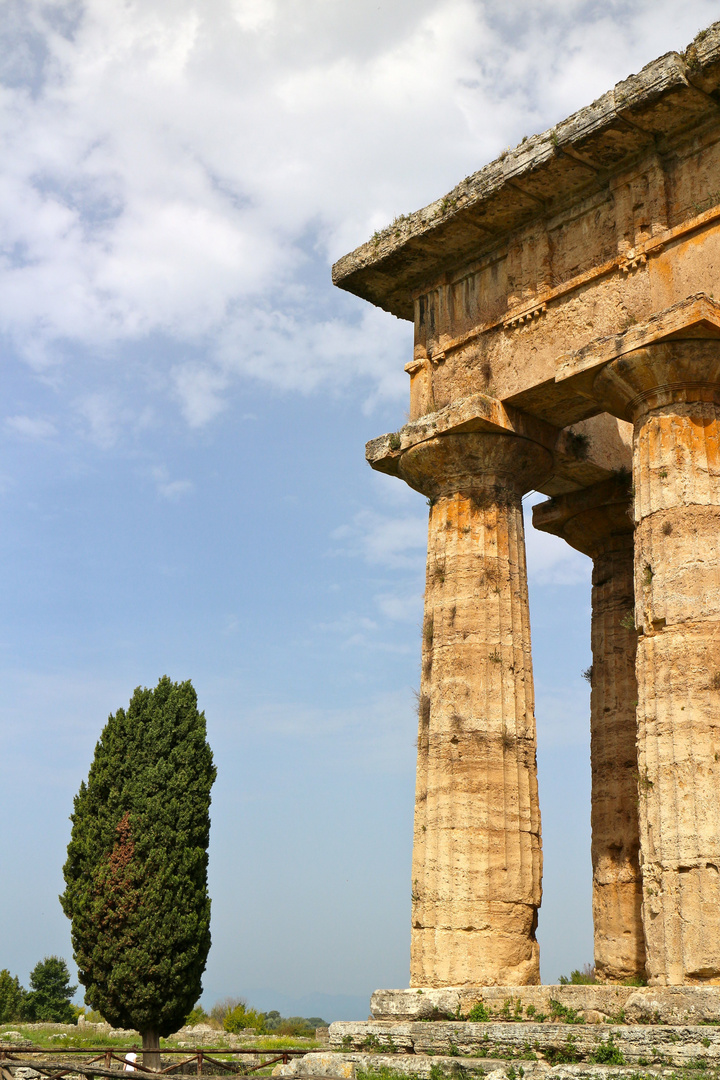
[356,1069,720,1080]
[588,1035,626,1065]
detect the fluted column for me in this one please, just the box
[533,479,645,982]
[398,431,552,986]
[594,339,720,985]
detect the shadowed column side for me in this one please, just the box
[595,340,720,985]
[533,478,645,983]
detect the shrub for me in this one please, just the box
[545,1035,580,1064]
[467,1002,490,1022]
[223,1003,266,1033]
[549,999,584,1024]
[262,1011,327,1034]
[275,1017,318,1036]
[559,964,596,985]
[590,1036,625,1065]
[210,997,244,1025]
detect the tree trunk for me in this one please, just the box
[142,1030,160,1072]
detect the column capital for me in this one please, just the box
[533,477,633,559]
[397,431,553,502]
[593,338,720,422]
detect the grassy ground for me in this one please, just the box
[0,1023,320,1053]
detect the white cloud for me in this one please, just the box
[224,687,417,773]
[172,363,229,427]
[526,524,591,586]
[331,507,427,570]
[0,0,717,429]
[375,590,423,623]
[524,496,591,587]
[535,683,591,748]
[334,495,589,614]
[151,464,195,500]
[5,414,57,439]
[75,392,120,448]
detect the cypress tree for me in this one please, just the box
[61,677,216,1064]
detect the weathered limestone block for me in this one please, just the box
[397,431,552,987]
[274,1053,357,1079]
[371,984,631,1022]
[370,983,720,1024]
[278,1058,717,1080]
[275,1053,499,1080]
[533,479,644,983]
[329,1018,720,1065]
[594,338,720,985]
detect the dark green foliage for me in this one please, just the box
[589,1036,625,1065]
[24,957,76,1023]
[0,969,25,1021]
[264,1013,327,1035]
[549,999,584,1024]
[60,677,216,1039]
[559,964,596,985]
[545,1035,580,1064]
[184,1005,208,1025]
[500,997,524,1021]
[275,1016,322,1036]
[467,1002,490,1022]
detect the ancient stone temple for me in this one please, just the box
[333,25,720,989]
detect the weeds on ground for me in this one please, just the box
[0,1024,318,1055]
[0,1025,141,1051]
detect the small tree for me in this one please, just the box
[23,957,76,1022]
[223,1001,265,1033]
[61,677,216,1066]
[0,969,25,1021]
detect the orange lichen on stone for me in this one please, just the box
[401,433,549,986]
[336,21,720,990]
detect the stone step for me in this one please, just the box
[328,1020,720,1067]
[274,1051,677,1080]
[370,986,720,1025]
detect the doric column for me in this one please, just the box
[533,478,645,983]
[397,431,552,986]
[594,339,720,985]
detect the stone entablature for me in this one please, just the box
[334,23,720,989]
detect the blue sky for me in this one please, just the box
[1,0,717,1022]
